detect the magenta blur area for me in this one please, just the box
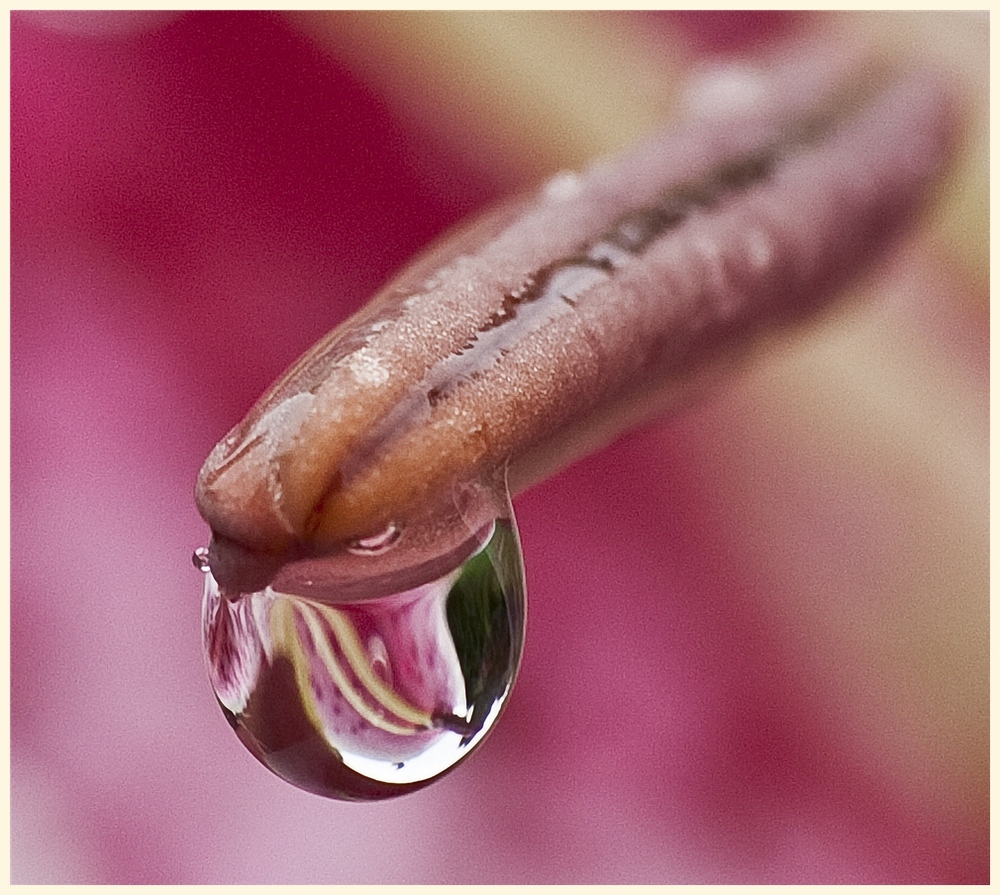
[10,11,987,884]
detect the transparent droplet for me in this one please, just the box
[192,546,210,572]
[200,511,526,800]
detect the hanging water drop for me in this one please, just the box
[199,504,526,800]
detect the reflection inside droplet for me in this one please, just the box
[200,513,525,800]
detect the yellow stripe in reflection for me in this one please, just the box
[296,600,433,734]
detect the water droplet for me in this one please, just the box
[346,522,401,556]
[200,512,526,800]
[192,546,210,572]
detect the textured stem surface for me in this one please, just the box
[196,57,954,594]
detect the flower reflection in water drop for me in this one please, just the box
[200,519,525,800]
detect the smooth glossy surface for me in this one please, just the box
[201,517,525,800]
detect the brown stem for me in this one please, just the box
[196,57,955,595]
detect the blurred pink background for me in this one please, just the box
[11,11,987,883]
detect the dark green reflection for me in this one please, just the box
[445,520,525,742]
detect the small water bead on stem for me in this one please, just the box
[194,55,955,799]
[192,546,210,572]
[346,522,402,556]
